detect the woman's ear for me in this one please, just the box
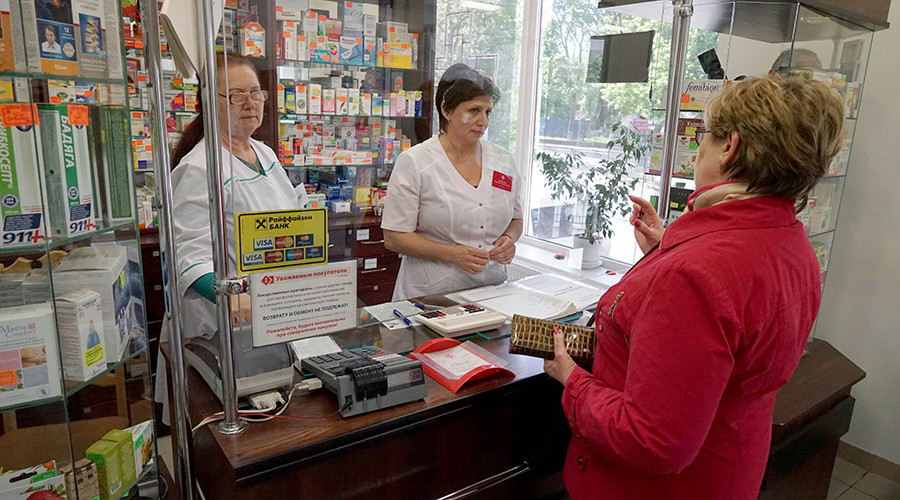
[720,131,740,166]
[439,100,450,121]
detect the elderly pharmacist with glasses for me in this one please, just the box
[168,53,308,344]
[381,63,523,300]
[544,76,846,499]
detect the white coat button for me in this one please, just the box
[478,203,483,207]
[480,225,484,229]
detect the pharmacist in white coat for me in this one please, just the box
[155,53,307,418]
[382,64,522,300]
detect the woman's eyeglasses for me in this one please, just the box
[695,128,710,146]
[219,90,269,105]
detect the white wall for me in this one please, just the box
[816,6,900,465]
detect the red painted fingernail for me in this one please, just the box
[553,326,562,335]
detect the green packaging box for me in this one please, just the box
[37,103,97,238]
[86,429,137,500]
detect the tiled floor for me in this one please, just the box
[829,457,900,500]
[159,435,900,499]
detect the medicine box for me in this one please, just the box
[37,103,97,239]
[340,1,363,37]
[74,0,110,80]
[53,245,131,364]
[322,88,336,114]
[0,303,62,411]
[86,429,137,500]
[240,21,266,58]
[0,105,49,249]
[340,36,363,65]
[91,105,136,224]
[55,288,106,381]
[126,420,155,476]
[0,461,68,498]
[61,459,101,500]
[336,88,348,115]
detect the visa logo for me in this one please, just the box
[254,237,274,251]
[243,253,264,266]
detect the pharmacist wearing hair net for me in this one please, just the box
[155,54,307,420]
[381,63,523,300]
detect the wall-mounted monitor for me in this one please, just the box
[586,31,655,83]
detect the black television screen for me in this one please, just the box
[587,31,655,83]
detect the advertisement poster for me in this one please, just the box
[250,260,357,346]
[235,208,327,274]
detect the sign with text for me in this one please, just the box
[236,208,327,273]
[250,260,357,346]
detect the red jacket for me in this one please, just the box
[561,197,821,499]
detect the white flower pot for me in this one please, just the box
[574,235,603,269]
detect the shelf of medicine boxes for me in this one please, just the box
[0,221,139,256]
[276,57,423,72]
[0,71,129,88]
[0,343,148,415]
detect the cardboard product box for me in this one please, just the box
[363,13,376,37]
[414,90,422,117]
[296,34,308,61]
[240,21,266,58]
[0,272,26,308]
[0,81,15,102]
[389,42,412,69]
[340,36,362,65]
[86,429,137,500]
[281,20,298,60]
[53,245,130,364]
[275,0,309,20]
[0,0,24,72]
[0,303,62,411]
[61,459,100,500]
[37,103,97,239]
[14,0,79,76]
[55,288,105,381]
[73,0,109,80]
[0,105,50,249]
[379,21,407,43]
[679,79,729,111]
[0,461,68,498]
[340,1,363,37]
[309,36,331,63]
[322,88,335,114]
[335,88,348,115]
[301,10,318,36]
[348,88,360,116]
[21,269,51,304]
[322,17,342,41]
[285,85,296,114]
[362,37,374,66]
[371,92,382,116]
[126,420,155,476]
[308,84,321,114]
[296,85,308,114]
[411,32,419,69]
[90,105,135,225]
[276,84,285,113]
[360,92,371,116]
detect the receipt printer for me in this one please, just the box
[300,346,426,417]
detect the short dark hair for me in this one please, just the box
[436,63,500,133]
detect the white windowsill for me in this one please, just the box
[511,237,631,291]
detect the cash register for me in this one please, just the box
[300,346,427,417]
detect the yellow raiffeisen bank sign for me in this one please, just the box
[236,208,327,273]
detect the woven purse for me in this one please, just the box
[509,314,595,366]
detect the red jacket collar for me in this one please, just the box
[661,197,800,251]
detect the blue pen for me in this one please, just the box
[393,309,412,326]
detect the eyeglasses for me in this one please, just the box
[695,128,710,146]
[219,90,268,105]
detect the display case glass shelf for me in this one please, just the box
[0,0,162,497]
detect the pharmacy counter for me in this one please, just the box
[164,300,863,499]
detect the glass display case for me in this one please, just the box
[600,0,878,285]
[0,0,162,498]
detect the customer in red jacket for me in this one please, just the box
[544,76,846,499]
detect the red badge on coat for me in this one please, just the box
[492,171,513,192]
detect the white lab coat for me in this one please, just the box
[381,136,522,300]
[171,137,308,340]
[155,137,306,420]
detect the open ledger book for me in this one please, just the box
[458,274,604,321]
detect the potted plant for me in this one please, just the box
[537,122,645,268]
